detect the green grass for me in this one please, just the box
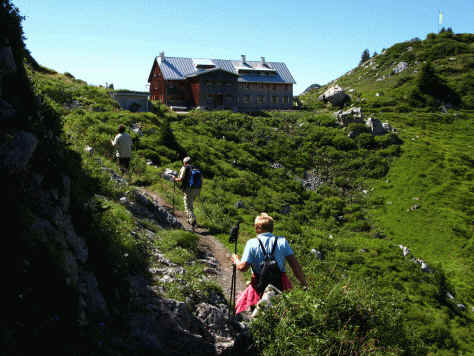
[367,114,473,303]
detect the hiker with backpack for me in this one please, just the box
[174,156,202,230]
[111,124,133,178]
[231,212,307,314]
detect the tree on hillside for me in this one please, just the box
[359,49,370,64]
[410,61,461,107]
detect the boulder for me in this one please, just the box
[84,145,93,155]
[79,271,110,320]
[335,106,363,126]
[0,98,16,121]
[311,249,323,260]
[162,168,177,181]
[0,130,38,175]
[318,85,350,107]
[392,62,408,74]
[365,117,386,135]
[0,44,17,79]
[234,200,246,209]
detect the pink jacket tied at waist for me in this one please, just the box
[235,272,292,314]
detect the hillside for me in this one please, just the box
[2,2,473,354]
[299,31,473,304]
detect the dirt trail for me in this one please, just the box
[138,188,246,301]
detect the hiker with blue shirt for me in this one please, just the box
[174,156,201,230]
[232,212,307,314]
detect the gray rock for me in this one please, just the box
[0,98,16,121]
[79,272,110,320]
[0,130,38,175]
[382,122,392,132]
[311,249,323,259]
[456,304,466,310]
[365,117,386,135]
[162,168,177,182]
[0,45,17,78]
[399,245,411,257]
[318,85,350,107]
[335,106,363,126]
[84,145,93,154]
[132,190,182,228]
[421,261,430,272]
[360,249,368,253]
[234,200,246,209]
[393,62,408,74]
[195,303,233,337]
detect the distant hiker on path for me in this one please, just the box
[231,213,307,314]
[111,125,133,177]
[174,156,202,230]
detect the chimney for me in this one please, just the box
[241,54,246,64]
[159,51,165,61]
[261,57,266,66]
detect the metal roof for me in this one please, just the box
[156,56,296,84]
[185,67,239,78]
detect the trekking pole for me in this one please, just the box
[172,178,176,215]
[228,222,240,319]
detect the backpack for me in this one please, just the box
[188,167,202,189]
[255,237,283,295]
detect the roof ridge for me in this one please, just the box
[157,55,284,64]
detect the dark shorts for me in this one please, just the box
[118,157,130,170]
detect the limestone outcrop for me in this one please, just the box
[318,85,350,107]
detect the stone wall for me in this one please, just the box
[110,91,150,112]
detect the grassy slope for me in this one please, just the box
[300,32,474,305]
[369,115,473,301]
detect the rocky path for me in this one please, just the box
[137,188,247,303]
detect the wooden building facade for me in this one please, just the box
[148,53,295,111]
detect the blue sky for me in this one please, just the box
[12,0,473,95]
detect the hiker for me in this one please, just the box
[111,124,133,177]
[231,213,307,314]
[174,156,202,229]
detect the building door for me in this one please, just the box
[216,94,223,106]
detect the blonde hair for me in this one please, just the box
[254,213,274,233]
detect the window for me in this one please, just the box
[256,95,264,104]
[207,94,214,104]
[272,96,277,104]
[226,82,232,87]
[243,95,250,104]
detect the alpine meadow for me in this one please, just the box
[1,1,473,355]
